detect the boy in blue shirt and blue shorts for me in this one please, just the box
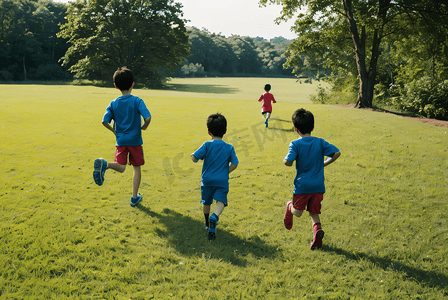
[283,108,340,250]
[93,67,152,207]
[191,113,239,241]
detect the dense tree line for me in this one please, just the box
[0,0,294,84]
[0,0,69,81]
[177,27,294,77]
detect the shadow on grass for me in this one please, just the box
[161,83,239,94]
[268,118,295,132]
[137,206,279,267]
[268,126,295,132]
[324,244,447,291]
[270,117,291,123]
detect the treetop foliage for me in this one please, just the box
[58,0,190,87]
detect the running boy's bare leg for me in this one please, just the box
[132,165,141,198]
[310,214,321,225]
[208,201,225,241]
[265,112,271,127]
[291,207,303,218]
[213,201,225,216]
[107,162,126,173]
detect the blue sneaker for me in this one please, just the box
[265,118,269,128]
[93,158,107,186]
[208,213,219,241]
[208,224,216,241]
[130,193,142,207]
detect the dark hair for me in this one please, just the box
[113,67,134,90]
[292,108,314,134]
[264,84,271,92]
[207,113,227,137]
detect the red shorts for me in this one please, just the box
[115,145,145,166]
[292,193,323,215]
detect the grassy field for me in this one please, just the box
[1,78,447,299]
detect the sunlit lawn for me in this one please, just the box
[1,78,447,299]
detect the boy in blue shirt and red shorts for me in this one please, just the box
[283,108,340,250]
[191,113,239,241]
[93,67,152,207]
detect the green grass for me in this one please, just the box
[1,78,447,299]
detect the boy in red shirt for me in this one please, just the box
[258,84,276,128]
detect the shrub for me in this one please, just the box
[180,63,206,77]
[310,85,329,104]
[310,79,356,105]
[394,76,448,120]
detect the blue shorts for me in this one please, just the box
[200,186,229,206]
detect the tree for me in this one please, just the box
[261,0,448,108]
[58,0,189,86]
[385,3,448,119]
[0,0,69,81]
[270,36,288,44]
[186,28,237,74]
[255,39,292,76]
[228,35,260,74]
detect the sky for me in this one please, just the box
[52,0,299,41]
[176,0,298,40]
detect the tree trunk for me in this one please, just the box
[23,54,27,81]
[343,0,381,108]
[356,26,369,108]
[365,29,382,108]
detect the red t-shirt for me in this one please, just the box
[258,92,276,112]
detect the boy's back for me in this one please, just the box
[103,94,150,146]
[193,139,238,188]
[259,92,276,108]
[285,137,339,194]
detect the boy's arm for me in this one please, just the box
[141,117,151,130]
[190,153,199,163]
[283,159,293,167]
[102,121,115,134]
[324,151,341,167]
[229,163,238,173]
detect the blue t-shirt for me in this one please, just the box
[193,140,239,188]
[102,95,151,146]
[284,137,339,194]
